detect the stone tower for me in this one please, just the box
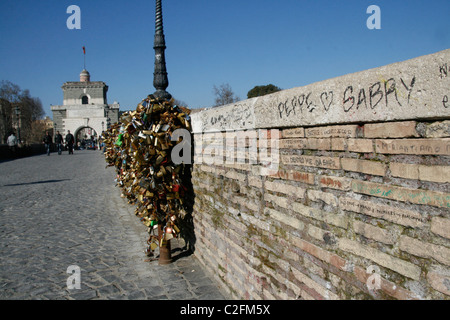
[51,69,119,143]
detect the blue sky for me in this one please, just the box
[0,0,449,117]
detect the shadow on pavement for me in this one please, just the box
[4,179,71,187]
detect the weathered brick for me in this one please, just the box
[252,166,279,177]
[389,162,419,180]
[269,169,315,185]
[290,234,347,271]
[375,138,450,155]
[264,193,289,209]
[292,201,348,229]
[199,164,214,173]
[258,128,282,139]
[351,180,450,208]
[279,138,331,150]
[353,266,419,300]
[281,155,341,169]
[364,121,419,138]
[341,158,386,176]
[424,120,450,138]
[265,180,306,198]
[248,175,263,188]
[305,125,360,138]
[418,165,450,183]
[353,220,396,245]
[308,224,333,243]
[241,211,271,231]
[338,238,422,280]
[237,196,259,212]
[307,189,338,207]
[291,268,340,300]
[339,197,427,228]
[282,127,305,138]
[264,207,305,231]
[347,139,374,153]
[427,267,450,296]
[224,162,252,171]
[319,175,352,191]
[399,235,450,266]
[389,162,449,183]
[431,217,450,240]
[262,288,278,300]
[225,170,246,181]
[330,138,346,151]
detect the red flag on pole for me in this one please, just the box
[83,46,86,54]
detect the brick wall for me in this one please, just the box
[189,49,450,300]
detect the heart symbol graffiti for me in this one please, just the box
[320,91,334,111]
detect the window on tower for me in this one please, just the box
[82,96,89,104]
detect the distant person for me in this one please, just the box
[65,130,75,155]
[55,131,63,155]
[7,132,18,157]
[43,131,52,156]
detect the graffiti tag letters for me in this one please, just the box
[277,75,417,119]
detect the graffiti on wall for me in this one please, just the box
[277,75,418,119]
[201,102,255,132]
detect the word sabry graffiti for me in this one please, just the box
[277,75,417,119]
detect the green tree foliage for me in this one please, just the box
[247,84,281,99]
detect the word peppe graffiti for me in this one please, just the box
[277,75,417,119]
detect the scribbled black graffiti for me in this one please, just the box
[343,76,415,112]
[400,76,416,105]
[278,99,296,119]
[357,88,367,109]
[208,103,253,128]
[305,93,316,113]
[444,95,449,108]
[320,91,333,111]
[278,94,304,118]
[384,78,402,107]
[278,93,320,118]
[439,63,448,79]
[343,86,355,112]
[276,75,417,118]
[369,82,383,110]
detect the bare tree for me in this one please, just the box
[0,80,45,144]
[0,98,12,143]
[212,83,240,107]
[172,98,189,109]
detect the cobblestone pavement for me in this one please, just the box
[0,149,227,300]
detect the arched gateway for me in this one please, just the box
[74,126,98,148]
[51,69,119,144]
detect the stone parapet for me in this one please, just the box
[192,49,450,133]
[189,49,450,300]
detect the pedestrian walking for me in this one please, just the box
[55,131,63,155]
[65,130,75,155]
[7,132,18,158]
[43,131,52,156]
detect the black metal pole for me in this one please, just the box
[153,0,172,100]
[153,0,172,265]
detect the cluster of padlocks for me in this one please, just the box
[102,95,191,257]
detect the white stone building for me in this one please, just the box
[51,69,119,143]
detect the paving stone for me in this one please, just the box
[0,151,227,300]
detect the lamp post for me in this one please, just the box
[153,0,172,265]
[152,0,172,101]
